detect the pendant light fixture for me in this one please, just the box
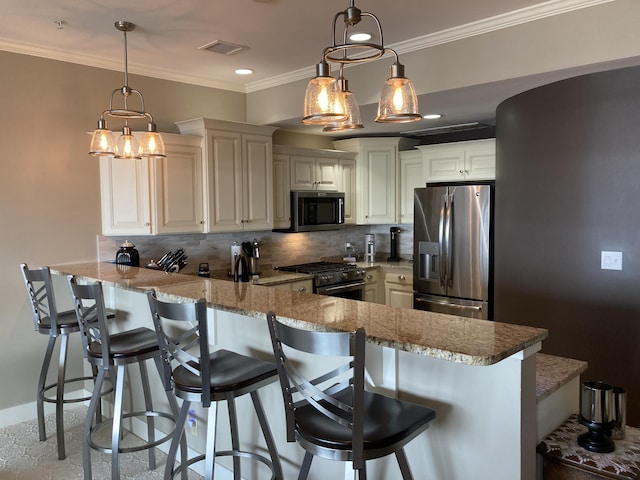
[89,21,165,159]
[322,65,364,132]
[303,0,421,127]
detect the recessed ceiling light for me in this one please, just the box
[423,113,443,120]
[349,32,372,42]
[235,68,254,75]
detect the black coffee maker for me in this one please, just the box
[387,227,401,262]
[115,241,140,267]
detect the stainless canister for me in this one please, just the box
[580,381,613,425]
[612,385,626,440]
[365,233,375,263]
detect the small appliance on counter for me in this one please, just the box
[387,227,401,262]
[198,262,210,278]
[115,240,140,267]
[230,241,242,277]
[365,234,376,263]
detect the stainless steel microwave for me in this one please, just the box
[275,191,345,232]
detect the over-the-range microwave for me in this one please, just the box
[274,191,345,233]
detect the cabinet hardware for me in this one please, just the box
[398,275,405,280]
[298,286,307,292]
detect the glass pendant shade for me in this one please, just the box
[115,125,141,159]
[302,62,347,125]
[89,119,116,156]
[140,123,166,157]
[375,63,421,123]
[323,80,364,132]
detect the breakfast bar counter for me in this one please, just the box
[51,262,548,480]
[51,262,546,366]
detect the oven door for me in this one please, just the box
[316,280,365,301]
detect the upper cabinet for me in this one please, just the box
[272,145,357,228]
[399,149,424,225]
[419,139,495,182]
[177,118,278,233]
[333,137,418,225]
[99,133,203,236]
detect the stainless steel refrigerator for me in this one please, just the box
[413,182,494,320]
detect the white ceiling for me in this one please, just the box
[0,0,633,137]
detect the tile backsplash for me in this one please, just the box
[98,224,414,275]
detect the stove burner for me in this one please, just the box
[275,262,366,290]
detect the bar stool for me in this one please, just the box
[20,263,104,460]
[146,291,283,480]
[67,275,185,480]
[267,311,437,480]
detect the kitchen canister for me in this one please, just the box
[612,385,626,440]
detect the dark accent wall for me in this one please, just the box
[495,66,640,425]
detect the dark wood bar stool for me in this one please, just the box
[20,263,105,460]
[147,291,283,480]
[67,275,185,480]
[267,311,436,480]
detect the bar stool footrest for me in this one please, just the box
[171,449,277,480]
[88,410,176,454]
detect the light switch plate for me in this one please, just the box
[601,251,623,271]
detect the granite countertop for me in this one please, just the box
[50,262,548,367]
[536,353,588,403]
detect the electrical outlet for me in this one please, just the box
[601,251,622,271]
[188,409,197,435]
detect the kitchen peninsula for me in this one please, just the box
[51,262,547,480]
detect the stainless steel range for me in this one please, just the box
[275,261,367,300]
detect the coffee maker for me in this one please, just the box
[387,227,401,262]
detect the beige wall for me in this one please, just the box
[0,51,246,414]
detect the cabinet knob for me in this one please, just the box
[144,222,150,226]
[398,274,406,280]
[366,274,372,280]
[459,170,464,175]
[298,286,307,292]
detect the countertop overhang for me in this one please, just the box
[51,262,547,367]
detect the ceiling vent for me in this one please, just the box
[198,40,247,55]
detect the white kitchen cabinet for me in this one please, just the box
[419,139,495,182]
[290,155,339,191]
[333,137,418,225]
[364,268,381,304]
[339,157,356,224]
[384,271,414,309]
[399,149,425,225]
[272,153,291,229]
[177,118,278,232]
[99,133,203,236]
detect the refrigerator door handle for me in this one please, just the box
[438,195,447,288]
[415,296,483,312]
[444,193,453,288]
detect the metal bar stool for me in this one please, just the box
[267,311,437,480]
[20,263,108,460]
[67,275,186,480]
[147,291,283,480]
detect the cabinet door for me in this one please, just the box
[100,157,151,235]
[464,141,496,180]
[272,153,291,229]
[290,155,315,190]
[153,144,203,234]
[315,158,339,190]
[363,146,396,224]
[339,158,356,224]
[384,272,414,308]
[206,130,243,232]
[364,269,380,303]
[423,148,464,182]
[243,134,273,231]
[400,151,424,224]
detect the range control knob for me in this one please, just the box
[341,272,349,280]
[357,269,367,277]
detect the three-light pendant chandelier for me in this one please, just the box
[89,21,165,159]
[302,0,422,132]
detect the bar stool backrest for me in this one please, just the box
[67,276,111,367]
[266,312,366,468]
[146,291,211,406]
[20,263,62,334]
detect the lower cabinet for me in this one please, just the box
[384,271,414,309]
[270,279,313,293]
[364,269,381,304]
